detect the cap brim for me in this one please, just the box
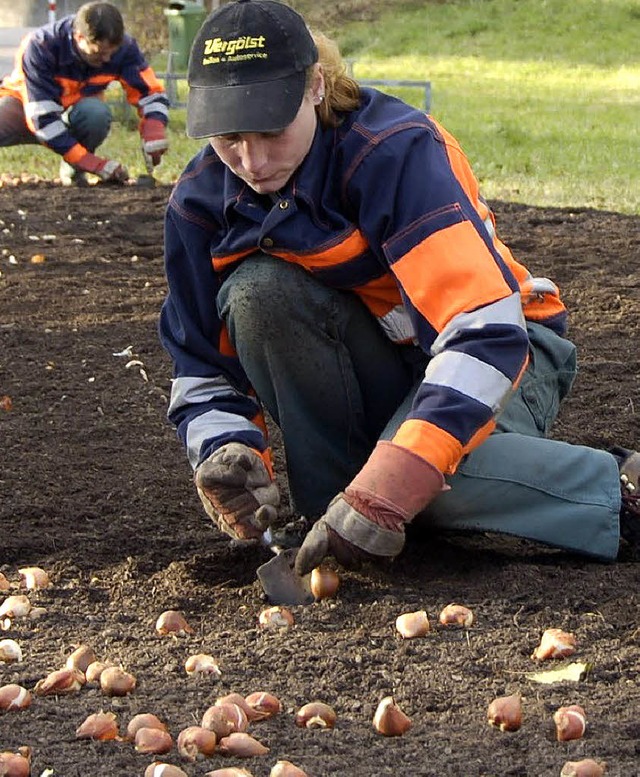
[187,71,306,138]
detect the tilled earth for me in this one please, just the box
[0,182,639,777]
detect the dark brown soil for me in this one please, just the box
[0,182,639,777]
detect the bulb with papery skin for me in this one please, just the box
[144,763,189,777]
[66,644,97,673]
[439,603,474,627]
[203,768,254,777]
[244,691,282,720]
[532,628,576,660]
[0,595,31,619]
[177,725,217,761]
[125,712,168,741]
[560,759,606,777]
[295,701,337,729]
[0,573,10,591]
[487,694,522,731]
[18,566,50,589]
[395,610,430,638]
[270,761,310,777]
[155,609,195,636]
[100,666,136,696]
[0,684,31,711]
[554,705,586,741]
[0,639,23,663]
[185,653,221,676]
[372,696,412,736]
[215,692,257,721]
[310,567,340,599]
[0,747,31,777]
[135,726,174,754]
[76,711,119,740]
[258,606,294,628]
[34,667,85,696]
[216,732,269,757]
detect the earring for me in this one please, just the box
[315,93,324,105]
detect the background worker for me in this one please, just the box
[159,0,640,579]
[0,1,169,185]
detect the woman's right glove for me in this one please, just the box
[295,441,446,575]
[195,443,279,542]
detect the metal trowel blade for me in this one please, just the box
[257,548,314,606]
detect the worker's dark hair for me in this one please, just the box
[74,2,124,45]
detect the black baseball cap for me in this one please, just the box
[187,0,318,138]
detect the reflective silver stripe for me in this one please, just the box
[25,99,62,119]
[377,304,416,343]
[483,215,496,240]
[523,275,559,297]
[186,408,262,469]
[138,94,169,118]
[425,350,513,412]
[432,293,526,354]
[35,119,67,141]
[169,375,256,415]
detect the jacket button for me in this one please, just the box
[278,200,289,210]
[262,237,274,248]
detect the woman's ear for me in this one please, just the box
[311,64,325,105]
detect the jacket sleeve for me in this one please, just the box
[159,196,270,470]
[116,38,170,128]
[18,34,86,159]
[347,122,531,476]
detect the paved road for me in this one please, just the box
[0,28,33,77]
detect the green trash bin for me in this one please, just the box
[164,1,207,72]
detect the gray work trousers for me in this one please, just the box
[0,95,111,154]
[217,254,621,561]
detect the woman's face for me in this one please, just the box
[209,69,324,194]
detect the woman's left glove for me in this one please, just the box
[195,443,279,542]
[295,441,446,574]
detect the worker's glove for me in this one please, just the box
[75,152,128,183]
[195,443,280,542]
[295,441,446,575]
[140,118,169,165]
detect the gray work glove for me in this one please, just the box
[195,443,280,542]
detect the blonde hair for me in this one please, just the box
[308,30,361,128]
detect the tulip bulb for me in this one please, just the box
[0,747,31,777]
[560,759,606,777]
[66,644,97,673]
[395,610,430,638]
[258,606,294,628]
[217,732,269,757]
[0,684,32,711]
[126,713,168,741]
[372,696,412,736]
[184,653,221,676]
[76,711,119,741]
[100,666,136,696]
[0,573,10,591]
[0,594,31,619]
[144,763,189,777]
[310,567,340,599]
[215,693,257,721]
[269,762,309,777]
[85,660,112,684]
[177,726,217,761]
[439,603,474,628]
[204,769,254,777]
[34,667,85,696]
[18,566,50,589]
[554,705,586,742]
[244,691,282,720]
[202,703,247,738]
[155,610,195,636]
[0,639,23,663]
[295,701,337,729]
[135,727,174,754]
[487,694,522,732]
[532,628,576,660]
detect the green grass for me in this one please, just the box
[1,0,638,213]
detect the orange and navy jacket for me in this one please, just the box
[160,88,567,478]
[0,15,169,164]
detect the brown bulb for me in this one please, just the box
[487,694,522,732]
[372,696,412,736]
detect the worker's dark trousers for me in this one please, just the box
[218,254,620,561]
[0,96,111,173]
